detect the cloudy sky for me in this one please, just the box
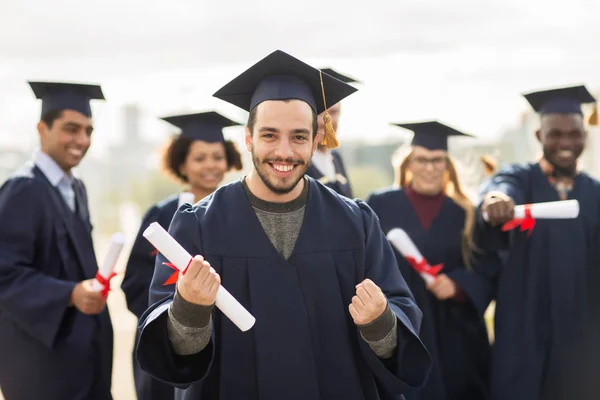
[1,0,599,154]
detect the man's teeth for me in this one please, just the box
[273,164,294,172]
[558,150,573,157]
[68,149,82,157]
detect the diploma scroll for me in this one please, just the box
[93,232,126,296]
[143,222,256,332]
[482,199,579,234]
[386,228,442,285]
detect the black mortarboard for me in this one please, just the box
[319,68,360,84]
[161,111,240,142]
[523,85,596,115]
[213,50,357,115]
[391,121,473,151]
[213,50,358,149]
[29,81,105,118]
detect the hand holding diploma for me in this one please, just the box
[178,255,221,306]
[482,198,580,235]
[143,222,255,332]
[92,232,125,297]
[386,228,442,285]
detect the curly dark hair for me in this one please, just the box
[162,136,243,183]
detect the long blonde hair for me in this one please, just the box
[393,147,476,268]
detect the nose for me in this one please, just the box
[274,137,295,159]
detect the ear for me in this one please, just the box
[535,129,542,143]
[313,130,324,155]
[37,120,47,139]
[245,126,252,152]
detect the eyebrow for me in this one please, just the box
[291,128,311,135]
[259,126,279,133]
[64,121,94,131]
[259,127,311,135]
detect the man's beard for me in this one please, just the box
[252,148,309,195]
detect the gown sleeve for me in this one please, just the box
[356,200,432,395]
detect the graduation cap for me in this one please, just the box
[161,111,241,142]
[213,50,358,148]
[29,81,105,118]
[319,68,360,84]
[523,85,596,116]
[391,121,473,151]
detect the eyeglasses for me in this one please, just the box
[411,156,446,169]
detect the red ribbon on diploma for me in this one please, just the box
[501,204,535,235]
[162,258,193,286]
[95,271,118,298]
[405,256,443,280]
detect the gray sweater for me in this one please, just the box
[167,178,397,359]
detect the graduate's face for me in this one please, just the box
[180,140,228,192]
[408,146,447,195]
[37,109,93,172]
[536,113,586,174]
[246,100,318,195]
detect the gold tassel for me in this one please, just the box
[588,103,598,126]
[319,71,340,149]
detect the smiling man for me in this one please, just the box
[136,50,431,400]
[477,85,600,400]
[0,82,113,399]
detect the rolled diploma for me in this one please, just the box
[93,232,126,292]
[386,228,436,285]
[142,222,256,332]
[178,192,195,208]
[482,199,579,221]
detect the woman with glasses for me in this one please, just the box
[367,121,499,400]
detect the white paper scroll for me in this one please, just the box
[93,232,126,293]
[482,199,580,222]
[143,222,256,332]
[178,192,195,208]
[386,228,436,285]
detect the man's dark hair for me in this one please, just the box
[40,110,64,129]
[246,101,318,138]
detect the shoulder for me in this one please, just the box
[365,186,403,208]
[156,194,179,210]
[494,162,537,178]
[0,164,45,199]
[578,171,600,191]
[192,180,240,220]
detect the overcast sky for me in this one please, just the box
[1,0,599,154]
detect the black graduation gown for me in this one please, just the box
[368,188,497,400]
[122,194,180,400]
[306,149,353,197]
[0,164,113,400]
[475,163,600,400]
[136,178,432,400]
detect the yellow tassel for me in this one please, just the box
[319,70,340,149]
[588,104,598,126]
[321,111,339,148]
